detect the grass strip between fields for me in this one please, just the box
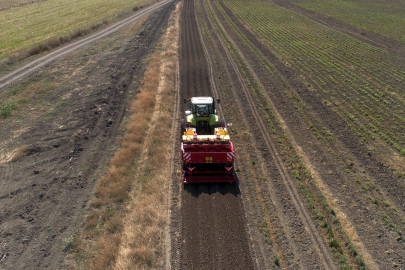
[72,2,180,269]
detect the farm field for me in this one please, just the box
[173,0,405,268]
[0,0,47,10]
[0,0,152,59]
[290,0,405,43]
[1,0,405,269]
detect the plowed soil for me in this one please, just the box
[170,0,255,269]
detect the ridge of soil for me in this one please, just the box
[0,3,174,269]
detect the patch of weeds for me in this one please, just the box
[329,238,340,248]
[273,255,279,266]
[251,160,256,165]
[334,251,348,264]
[319,221,328,228]
[9,85,24,95]
[91,171,99,183]
[313,210,324,220]
[348,243,357,256]
[81,166,89,171]
[19,97,29,103]
[0,101,18,118]
[338,264,352,270]
[370,197,378,205]
[327,226,334,238]
[146,257,152,266]
[259,221,271,244]
[355,255,365,267]
[292,170,300,179]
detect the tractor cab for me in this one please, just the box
[184,97,221,135]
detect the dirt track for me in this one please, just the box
[0,0,174,91]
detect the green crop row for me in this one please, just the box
[223,0,405,176]
[292,0,405,43]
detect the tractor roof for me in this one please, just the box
[191,97,213,104]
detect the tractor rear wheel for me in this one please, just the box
[220,118,226,128]
[180,119,185,140]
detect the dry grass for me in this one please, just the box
[113,4,181,268]
[0,145,27,164]
[72,2,181,269]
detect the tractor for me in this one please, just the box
[181,97,235,183]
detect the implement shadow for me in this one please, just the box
[183,172,242,198]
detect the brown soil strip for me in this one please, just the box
[173,0,255,269]
[111,4,181,268]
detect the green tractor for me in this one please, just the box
[181,96,225,136]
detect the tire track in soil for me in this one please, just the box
[203,1,337,269]
[196,2,289,268]
[176,0,255,269]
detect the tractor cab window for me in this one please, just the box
[193,104,212,116]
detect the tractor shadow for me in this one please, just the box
[183,172,242,198]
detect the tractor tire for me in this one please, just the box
[180,119,185,140]
[220,118,226,128]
